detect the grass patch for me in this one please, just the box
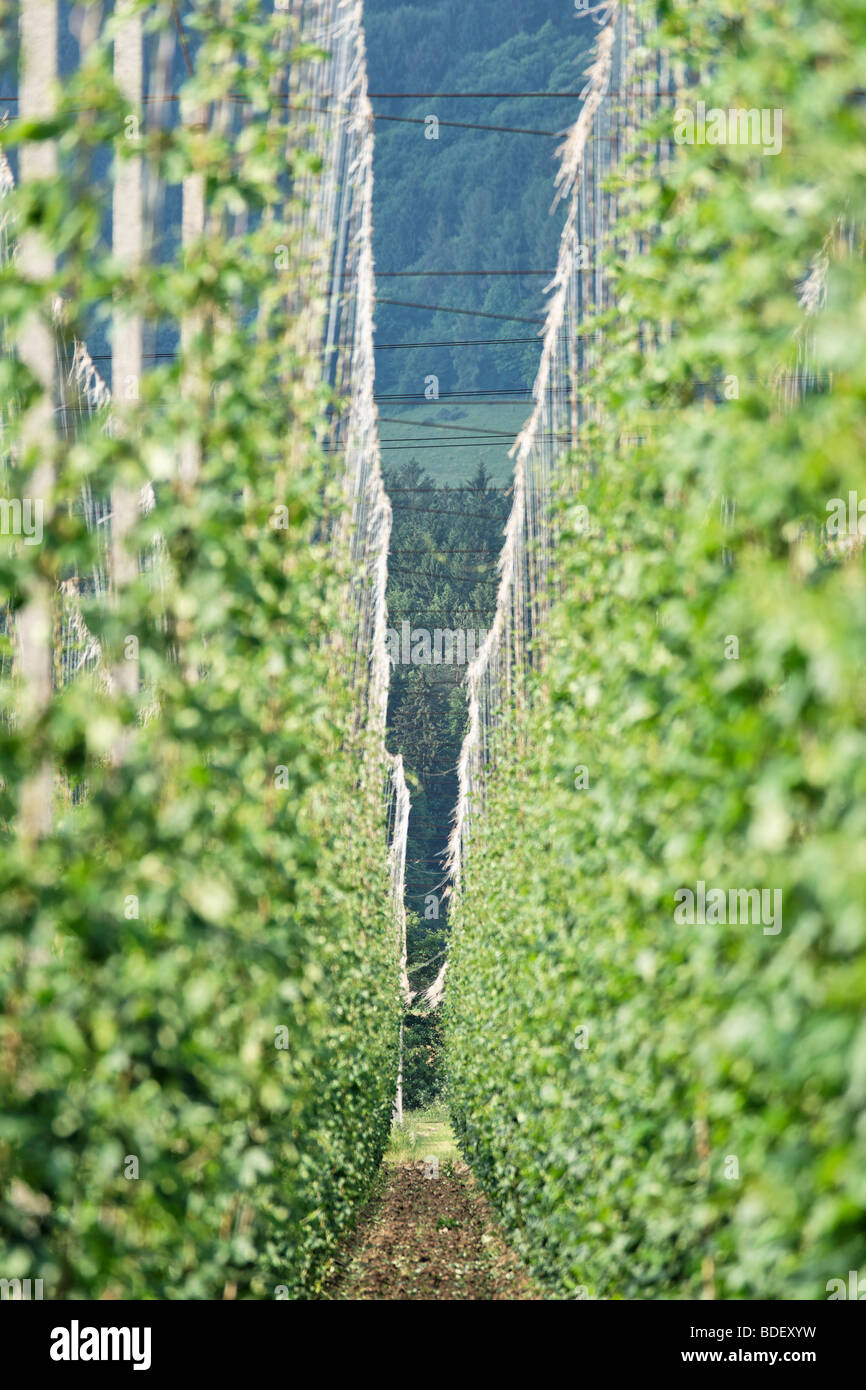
[386,1102,460,1168]
[378,403,524,488]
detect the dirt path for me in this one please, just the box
[327,1107,539,1301]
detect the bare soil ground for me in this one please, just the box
[326,1109,540,1301]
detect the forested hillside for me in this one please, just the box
[366,0,591,398]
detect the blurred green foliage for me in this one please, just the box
[447,0,866,1299]
[0,2,397,1298]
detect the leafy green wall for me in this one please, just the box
[0,4,397,1299]
[447,0,866,1299]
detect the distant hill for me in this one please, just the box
[365,0,593,402]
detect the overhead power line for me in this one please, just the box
[336,442,517,453]
[377,298,544,325]
[386,489,508,494]
[380,436,565,448]
[379,417,527,439]
[368,88,690,98]
[388,566,499,582]
[375,336,542,349]
[0,97,561,138]
[377,398,534,406]
[376,438,516,447]
[386,487,511,493]
[330,438,519,452]
[386,613,499,620]
[0,92,585,102]
[368,91,586,98]
[380,442,525,452]
[374,387,564,400]
[370,113,563,136]
[369,270,557,277]
[390,548,504,554]
[80,354,544,393]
